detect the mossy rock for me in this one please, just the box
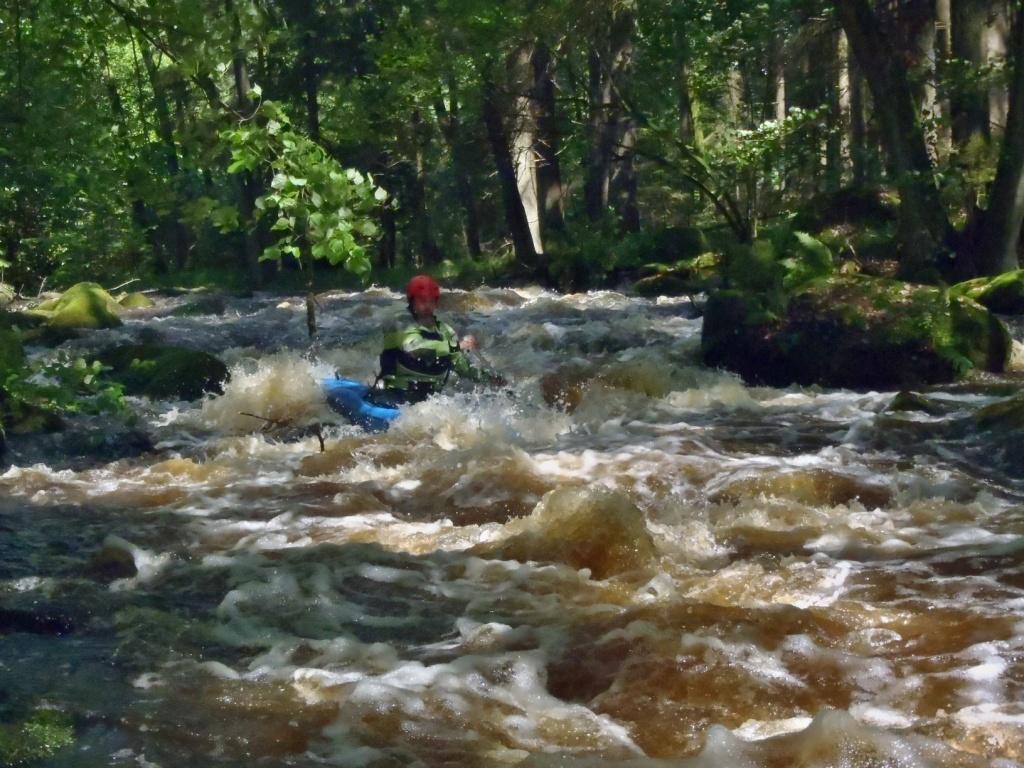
[25,282,122,329]
[634,252,722,297]
[951,269,1024,314]
[702,275,1010,389]
[886,391,946,415]
[96,344,229,401]
[0,283,14,308]
[5,404,65,435]
[118,292,156,309]
[974,393,1024,431]
[634,271,694,298]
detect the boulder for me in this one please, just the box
[974,393,1024,431]
[85,538,138,582]
[634,253,722,298]
[951,269,1024,314]
[26,282,122,329]
[172,293,227,317]
[96,344,229,400]
[0,283,14,308]
[118,292,156,309]
[702,275,1010,389]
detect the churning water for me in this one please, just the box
[2,287,1023,767]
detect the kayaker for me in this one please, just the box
[372,275,505,405]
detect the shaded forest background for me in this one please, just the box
[1,0,1022,294]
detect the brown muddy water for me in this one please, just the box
[2,287,1024,767]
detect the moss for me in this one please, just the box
[0,327,25,379]
[951,269,1024,314]
[0,710,75,765]
[0,283,14,308]
[25,282,122,329]
[702,275,1009,388]
[97,344,229,401]
[118,292,156,309]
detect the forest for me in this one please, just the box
[1,0,1022,295]
[3,2,1024,766]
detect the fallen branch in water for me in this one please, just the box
[107,278,140,293]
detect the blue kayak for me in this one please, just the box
[322,377,401,432]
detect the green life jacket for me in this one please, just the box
[378,316,483,401]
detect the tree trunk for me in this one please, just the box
[378,204,397,270]
[531,42,565,237]
[849,56,867,186]
[584,7,635,223]
[986,0,1011,135]
[951,0,990,146]
[140,44,190,271]
[978,3,1024,273]
[99,43,165,271]
[409,109,440,266]
[434,85,482,258]
[481,78,539,270]
[833,0,950,277]
[936,0,953,158]
[612,119,640,232]
[225,0,262,287]
[509,45,543,254]
[825,29,844,191]
[303,52,320,142]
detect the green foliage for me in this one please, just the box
[223,103,386,279]
[2,353,126,437]
[0,710,75,766]
[722,222,835,312]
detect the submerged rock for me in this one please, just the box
[172,293,227,317]
[886,391,947,415]
[480,487,657,579]
[26,282,122,329]
[952,269,1024,314]
[974,393,1024,431]
[702,275,1010,389]
[85,537,138,582]
[97,343,229,400]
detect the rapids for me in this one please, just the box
[2,286,1023,767]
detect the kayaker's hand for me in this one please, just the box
[460,334,478,352]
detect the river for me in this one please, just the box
[2,286,1023,767]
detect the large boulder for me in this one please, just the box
[27,282,122,329]
[0,283,14,308]
[96,344,229,401]
[702,275,1010,389]
[951,269,1024,314]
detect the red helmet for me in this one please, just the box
[406,275,441,302]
